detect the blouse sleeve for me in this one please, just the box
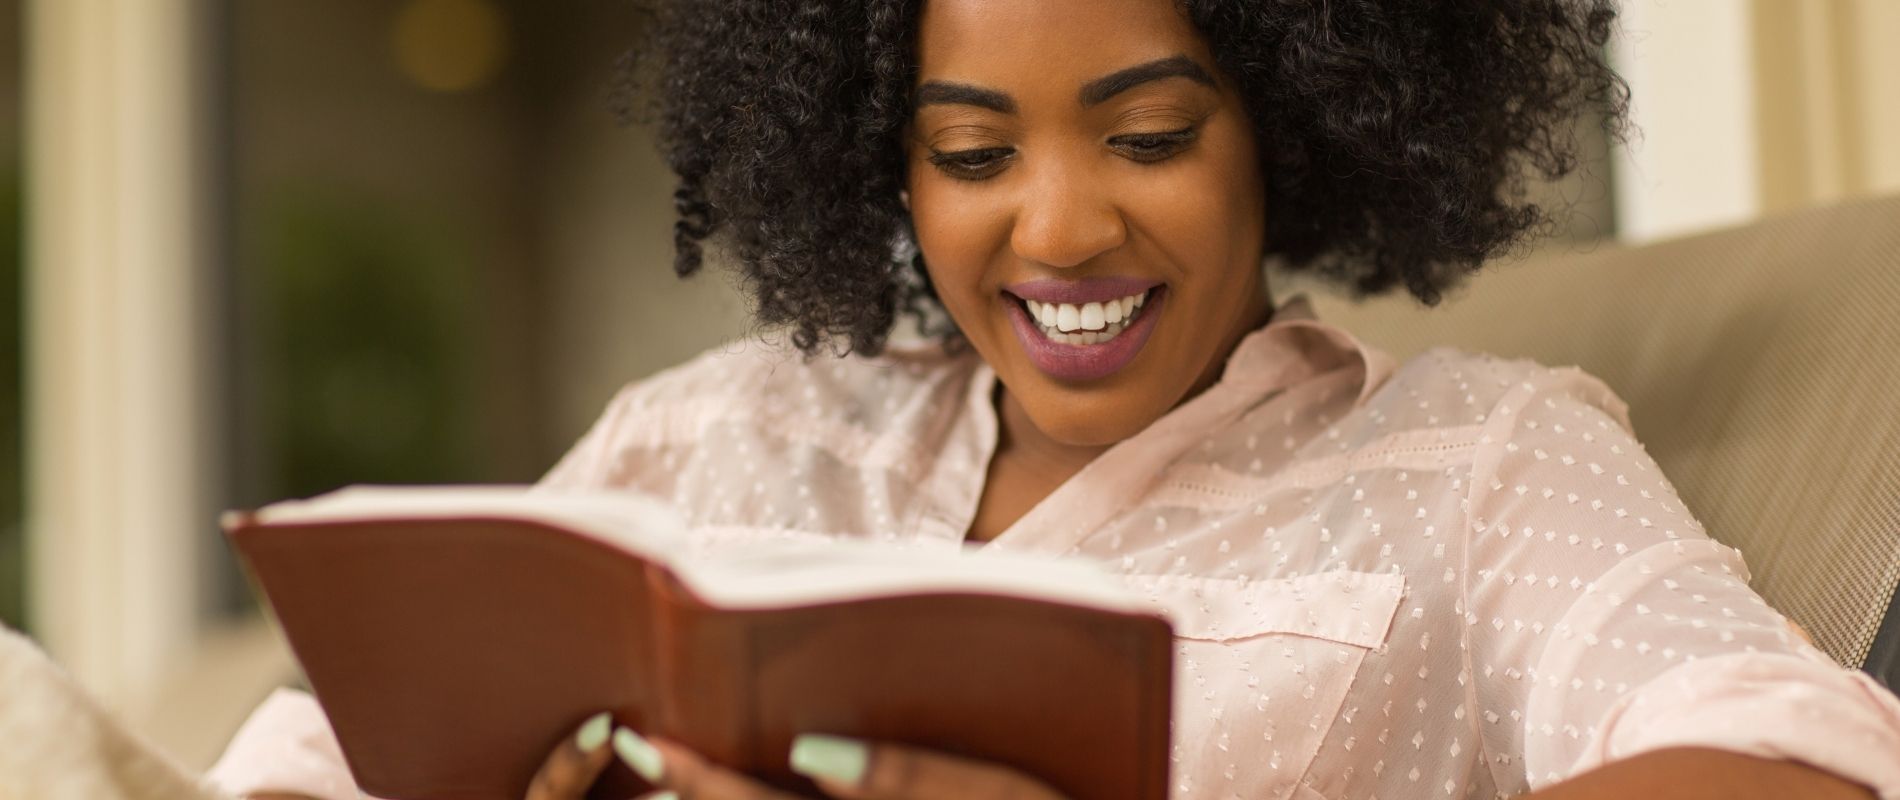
[534,360,730,497]
[537,383,643,491]
[204,688,390,800]
[1461,366,1900,798]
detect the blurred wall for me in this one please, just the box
[1612,0,1900,242]
[516,4,752,457]
[0,1,17,143]
[231,0,546,501]
[1752,0,1900,213]
[228,0,750,500]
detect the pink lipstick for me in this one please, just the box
[1001,280,1166,382]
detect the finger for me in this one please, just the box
[791,736,1064,800]
[614,727,804,800]
[1790,619,1816,645]
[525,711,616,800]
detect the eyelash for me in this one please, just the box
[926,127,1199,181]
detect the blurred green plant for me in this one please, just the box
[249,188,480,500]
[0,170,22,632]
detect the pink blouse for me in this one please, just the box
[208,293,1900,800]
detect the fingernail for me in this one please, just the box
[789,733,868,786]
[613,726,666,783]
[576,712,611,753]
[648,793,679,800]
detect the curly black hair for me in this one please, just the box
[614,1,1629,356]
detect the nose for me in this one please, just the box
[1008,163,1127,269]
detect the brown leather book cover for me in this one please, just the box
[225,487,1173,800]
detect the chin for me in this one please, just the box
[1018,387,1169,447]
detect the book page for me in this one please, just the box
[244,485,1151,616]
[243,484,690,561]
[671,536,1148,612]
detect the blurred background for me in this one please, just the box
[2,0,1897,772]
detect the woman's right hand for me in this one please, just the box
[524,711,618,800]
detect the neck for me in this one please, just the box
[995,384,1111,477]
[1182,283,1276,403]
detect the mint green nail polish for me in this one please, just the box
[649,793,679,800]
[613,726,666,783]
[576,712,611,753]
[789,734,868,785]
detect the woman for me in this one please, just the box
[211,1,1900,798]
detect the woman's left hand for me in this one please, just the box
[611,726,1068,800]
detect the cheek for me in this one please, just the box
[906,183,1011,311]
[1117,133,1268,382]
[1126,153,1266,288]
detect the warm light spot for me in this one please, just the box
[391,0,510,93]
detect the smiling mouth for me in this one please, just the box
[1013,288,1153,346]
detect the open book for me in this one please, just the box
[225,486,1174,800]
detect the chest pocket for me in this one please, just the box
[1120,570,1404,800]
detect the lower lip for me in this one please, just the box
[1004,287,1166,382]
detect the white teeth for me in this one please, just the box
[1080,302,1105,330]
[1055,304,1081,332]
[1037,319,1127,346]
[1020,288,1152,345]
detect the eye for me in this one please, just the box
[927,147,1014,181]
[1110,127,1198,163]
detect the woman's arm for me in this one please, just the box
[1460,371,1900,797]
[1526,747,1874,800]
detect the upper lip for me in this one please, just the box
[1004,277,1163,305]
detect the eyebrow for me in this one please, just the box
[1078,55,1216,107]
[914,82,1017,114]
[914,54,1217,115]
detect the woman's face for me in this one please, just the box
[905,0,1272,447]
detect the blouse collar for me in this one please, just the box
[1218,292,1396,407]
[968,292,1397,554]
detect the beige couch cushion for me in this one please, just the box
[1290,193,1900,676]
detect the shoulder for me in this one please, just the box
[541,336,979,489]
[1438,343,1709,559]
[594,335,979,432]
[1369,345,1633,435]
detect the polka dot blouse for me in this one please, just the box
[208,293,1900,800]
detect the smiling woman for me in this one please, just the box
[205,1,1900,799]
[905,3,1273,453]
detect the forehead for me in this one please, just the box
[915,0,1210,88]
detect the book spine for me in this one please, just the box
[650,565,754,770]
[649,561,683,735]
